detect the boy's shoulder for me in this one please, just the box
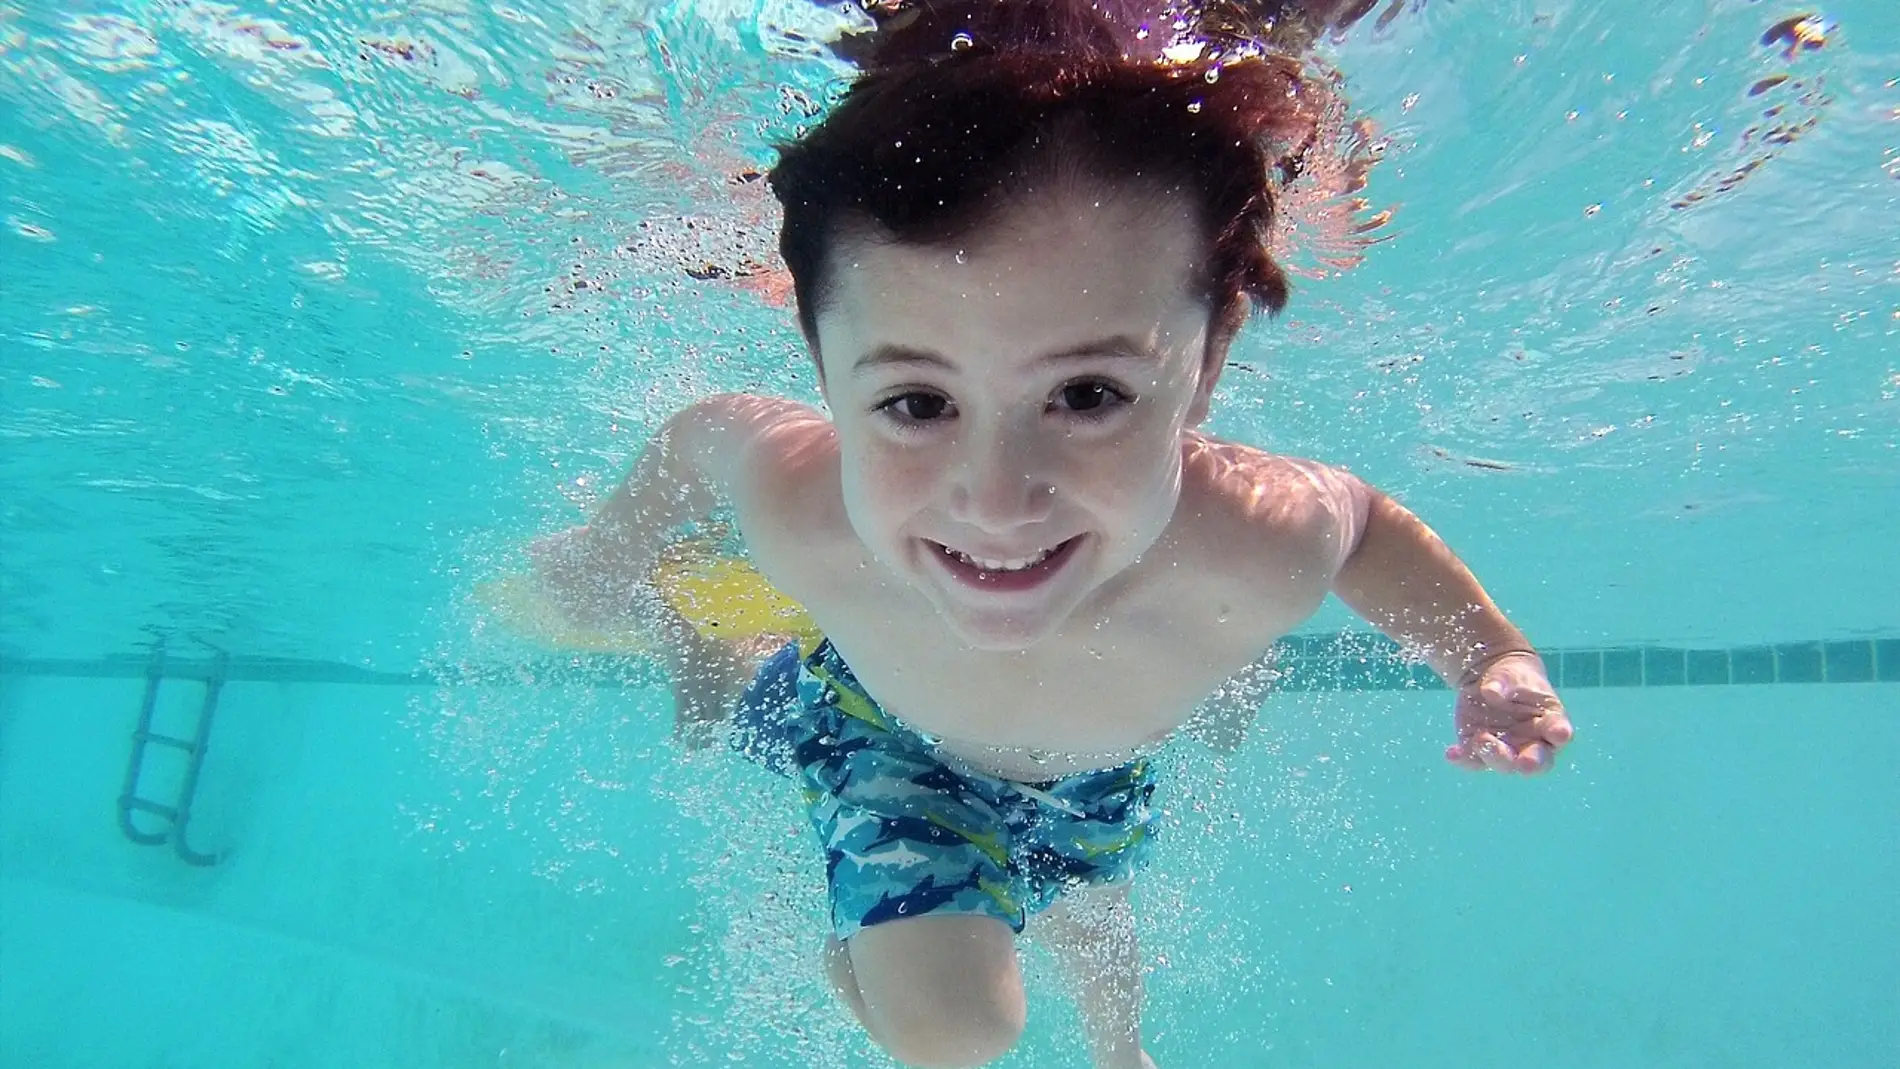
[717,394,854,579]
[710,393,836,488]
[1178,433,1369,579]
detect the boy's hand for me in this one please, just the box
[664,620,784,751]
[1446,652,1574,775]
[526,524,635,630]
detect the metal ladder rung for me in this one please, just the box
[132,730,199,751]
[120,796,180,820]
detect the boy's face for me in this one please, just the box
[815,185,1226,651]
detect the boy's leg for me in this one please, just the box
[822,933,871,1020]
[1027,882,1157,1069]
[820,915,1027,1069]
[1184,650,1275,754]
[660,612,790,749]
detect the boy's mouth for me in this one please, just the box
[927,535,1083,592]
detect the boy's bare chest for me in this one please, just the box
[816,590,1281,778]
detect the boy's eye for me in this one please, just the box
[1054,380,1131,415]
[881,391,952,422]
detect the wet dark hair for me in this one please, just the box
[768,0,1332,354]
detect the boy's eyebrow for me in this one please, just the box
[850,336,1160,376]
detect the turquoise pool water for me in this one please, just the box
[2,0,1895,1066]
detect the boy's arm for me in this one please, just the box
[1325,477,1574,774]
[1330,486,1533,685]
[528,393,804,631]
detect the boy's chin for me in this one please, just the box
[937,604,1070,653]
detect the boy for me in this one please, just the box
[531,3,1574,1066]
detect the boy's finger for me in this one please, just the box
[1512,741,1554,775]
[1502,713,1571,752]
[1478,735,1517,772]
[1449,732,1511,771]
[1501,710,1572,750]
[1479,676,1513,705]
[1538,713,1575,747]
[1444,741,1486,770]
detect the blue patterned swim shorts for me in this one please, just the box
[729,639,1159,941]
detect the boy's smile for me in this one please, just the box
[928,533,1084,591]
[814,181,1228,651]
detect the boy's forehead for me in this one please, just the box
[853,181,1199,271]
[818,188,1207,357]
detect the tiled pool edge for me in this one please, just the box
[2,634,1896,690]
[1271,634,1900,691]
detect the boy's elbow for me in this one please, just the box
[670,392,776,436]
[1326,469,1378,576]
[663,393,778,480]
[662,395,731,452]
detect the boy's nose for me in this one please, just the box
[946,427,1056,532]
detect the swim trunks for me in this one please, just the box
[729,639,1159,940]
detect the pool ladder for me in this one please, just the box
[117,635,225,866]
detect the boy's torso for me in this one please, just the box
[729,406,1355,779]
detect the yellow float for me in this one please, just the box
[475,537,818,653]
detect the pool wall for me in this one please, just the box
[0,667,1894,1068]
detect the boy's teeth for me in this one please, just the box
[950,546,1055,572]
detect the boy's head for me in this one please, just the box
[772,0,1326,357]
[766,0,1326,648]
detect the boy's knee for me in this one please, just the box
[845,915,1027,1068]
[877,995,1025,1069]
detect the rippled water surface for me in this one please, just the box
[3,0,1893,663]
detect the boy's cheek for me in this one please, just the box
[1095,417,1184,482]
[844,447,936,509]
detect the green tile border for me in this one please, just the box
[1879,639,1900,683]
[1603,649,1644,688]
[1644,647,1686,686]
[1733,647,1776,685]
[0,653,662,689]
[1561,650,1602,689]
[1826,640,1874,683]
[1776,642,1824,684]
[1,633,1896,691]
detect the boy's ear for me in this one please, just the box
[807,334,830,398]
[1187,299,1242,426]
